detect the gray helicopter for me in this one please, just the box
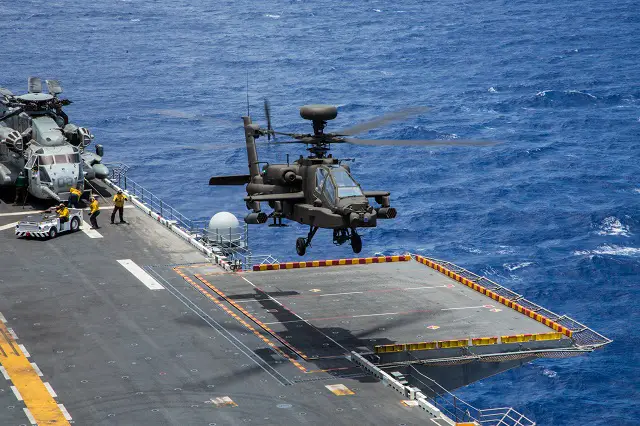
[0,77,108,202]
[210,103,494,255]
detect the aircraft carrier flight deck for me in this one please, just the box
[0,181,610,425]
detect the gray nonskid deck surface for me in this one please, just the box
[0,201,433,425]
[211,261,554,355]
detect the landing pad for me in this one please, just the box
[196,259,558,360]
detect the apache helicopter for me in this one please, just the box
[0,77,109,202]
[209,102,493,256]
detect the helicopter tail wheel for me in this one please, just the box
[351,231,362,254]
[296,237,307,256]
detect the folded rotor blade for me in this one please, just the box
[28,76,42,93]
[45,79,63,95]
[336,106,429,136]
[343,137,498,146]
[209,175,251,185]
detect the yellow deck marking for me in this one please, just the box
[0,322,70,425]
[325,384,355,396]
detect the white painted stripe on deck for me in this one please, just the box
[44,382,58,398]
[0,312,6,323]
[0,366,10,380]
[23,407,37,425]
[0,210,46,217]
[7,328,18,339]
[441,305,491,311]
[81,218,103,238]
[58,403,73,421]
[19,344,30,357]
[0,205,134,218]
[0,221,18,231]
[30,362,43,377]
[11,385,23,401]
[117,259,164,290]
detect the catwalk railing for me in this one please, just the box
[106,163,277,268]
[418,256,612,349]
[404,365,536,426]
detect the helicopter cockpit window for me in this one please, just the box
[39,155,54,165]
[54,154,68,164]
[67,153,81,163]
[330,167,363,198]
[38,167,51,182]
[323,176,336,204]
[315,168,328,192]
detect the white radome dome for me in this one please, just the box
[207,212,241,243]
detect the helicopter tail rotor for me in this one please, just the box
[264,99,273,141]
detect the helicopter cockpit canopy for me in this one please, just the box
[315,166,364,206]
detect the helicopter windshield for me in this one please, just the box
[330,167,363,198]
[39,155,54,165]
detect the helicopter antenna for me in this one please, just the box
[245,70,250,117]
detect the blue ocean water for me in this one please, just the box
[2,0,638,424]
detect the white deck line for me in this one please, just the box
[30,362,44,377]
[117,259,164,290]
[11,385,23,401]
[0,366,10,380]
[0,221,18,231]
[0,205,134,218]
[58,403,73,421]
[44,382,58,398]
[23,407,37,425]
[81,218,103,238]
[18,344,30,357]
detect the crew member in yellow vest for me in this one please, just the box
[89,196,101,229]
[111,190,128,224]
[68,185,82,208]
[55,203,69,223]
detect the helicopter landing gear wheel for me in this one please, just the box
[296,237,306,256]
[296,226,318,256]
[351,231,362,254]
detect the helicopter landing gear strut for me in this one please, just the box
[296,226,318,256]
[333,228,362,254]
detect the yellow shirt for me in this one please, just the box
[56,207,69,219]
[113,193,127,207]
[69,187,82,197]
[89,200,99,214]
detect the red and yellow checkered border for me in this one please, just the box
[252,254,411,271]
[414,255,573,338]
[374,332,564,354]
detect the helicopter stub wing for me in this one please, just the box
[209,175,251,185]
[243,192,306,202]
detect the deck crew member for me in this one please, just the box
[56,203,69,223]
[111,190,128,224]
[13,170,27,205]
[89,196,100,229]
[68,185,82,208]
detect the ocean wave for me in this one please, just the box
[503,262,533,271]
[531,89,598,107]
[264,14,280,19]
[596,216,630,237]
[574,244,640,257]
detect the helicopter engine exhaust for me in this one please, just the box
[244,212,268,224]
[376,207,397,219]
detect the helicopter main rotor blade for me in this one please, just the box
[336,106,429,136]
[151,109,237,126]
[342,137,498,147]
